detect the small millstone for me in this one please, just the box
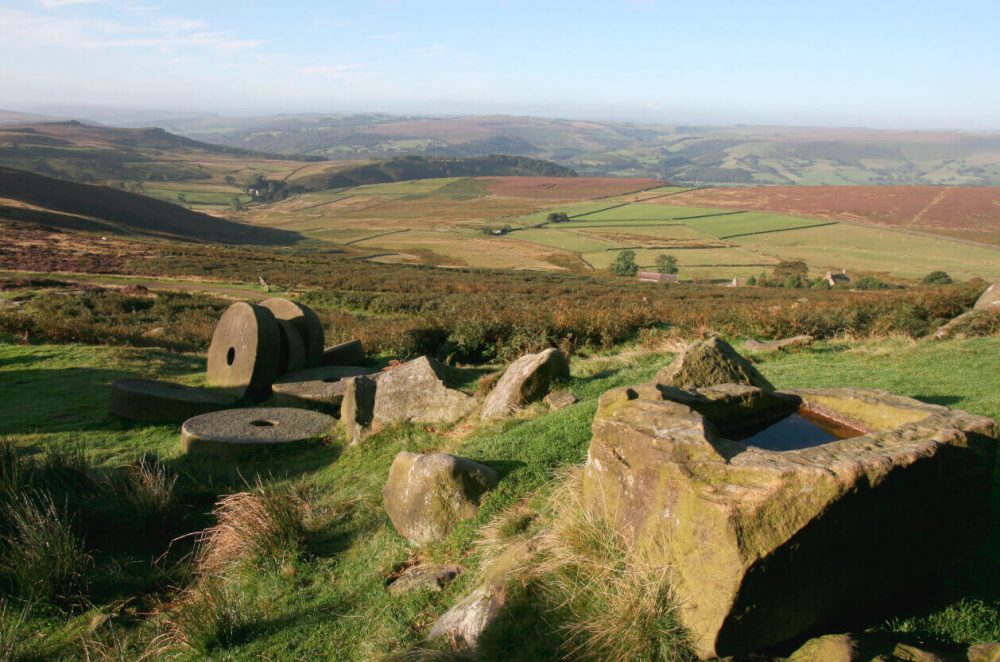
[271,366,375,411]
[276,319,307,375]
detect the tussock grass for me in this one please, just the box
[0,491,91,605]
[0,598,34,662]
[164,574,271,655]
[531,470,694,662]
[101,455,177,527]
[193,479,309,575]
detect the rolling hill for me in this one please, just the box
[150,113,1000,186]
[0,166,300,245]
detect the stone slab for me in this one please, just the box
[109,379,236,424]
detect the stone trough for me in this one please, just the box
[582,382,998,659]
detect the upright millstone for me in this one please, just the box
[276,319,307,375]
[260,298,325,367]
[206,302,281,402]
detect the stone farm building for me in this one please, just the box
[638,271,679,284]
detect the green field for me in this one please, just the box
[681,210,834,238]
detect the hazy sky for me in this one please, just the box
[1,0,998,129]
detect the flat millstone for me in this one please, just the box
[206,302,281,402]
[271,366,376,408]
[181,407,336,452]
[109,379,236,424]
[260,298,325,367]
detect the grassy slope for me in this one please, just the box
[1,336,998,659]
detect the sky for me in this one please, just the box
[1,0,999,129]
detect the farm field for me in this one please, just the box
[665,186,1000,245]
[239,176,1000,281]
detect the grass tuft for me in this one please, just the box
[193,479,309,575]
[0,598,35,662]
[0,490,92,606]
[102,455,178,527]
[164,574,271,655]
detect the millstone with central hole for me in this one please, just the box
[181,407,336,455]
[276,319,307,375]
[206,302,281,402]
[109,378,236,424]
[270,366,376,410]
[260,298,325,368]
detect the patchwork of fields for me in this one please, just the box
[248,176,1000,281]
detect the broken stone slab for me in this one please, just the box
[341,375,376,445]
[656,337,773,391]
[481,348,570,420]
[270,365,375,411]
[974,281,1000,311]
[386,564,462,595]
[321,339,366,366]
[428,537,537,649]
[582,384,998,659]
[260,297,325,368]
[383,452,498,544]
[206,302,281,402]
[108,379,236,424]
[743,334,814,353]
[181,407,335,457]
[276,319,307,376]
[544,389,578,410]
[373,356,475,425]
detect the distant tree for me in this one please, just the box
[611,249,639,277]
[546,212,570,223]
[655,254,679,275]
[921,271,953,285]
[773,260,808,280]
[230,196,244,211]
[176,193,187,203]
[747,275,757,286]
[784,274,803,289]
[224,175,237,186]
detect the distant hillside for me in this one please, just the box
[164,113,1000,186]
[298,154,577,190]
[0,121,323,186]
[0,166,300,245]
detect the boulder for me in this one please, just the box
[108,379,236,424]
[934,309,1000,341]
[974,281,1000,311]
[270,366,375,411]
[206,302,281,402]
[181,407,335,458]
[321,339,366,366]
[480,348,570,420]
[544,389,578,410]
[386,564,462,595]
[656,337,773,391]
[786,632,983,662]
[744,335,814,353]
[383,452,498,543]
[582,384,997,658]
[341,375,376,445]
[373,356,475,425]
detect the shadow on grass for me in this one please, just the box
[912,394,964,407]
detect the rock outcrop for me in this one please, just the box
[786,633,998,662]
[544,389,578,410]
[383,452,498,543]
[656,337,773,390]
[582,384,998,658]
[974,281,1000,311]
[373,356,475,425]
[481,348,570,420]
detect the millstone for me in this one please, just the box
[181,407,336,455]
[260,298,325,367]
[321,339,366,366]
[109,379,236,424]
[276,320,307,375]
[270,366,375,410]
[206,302,281,402]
